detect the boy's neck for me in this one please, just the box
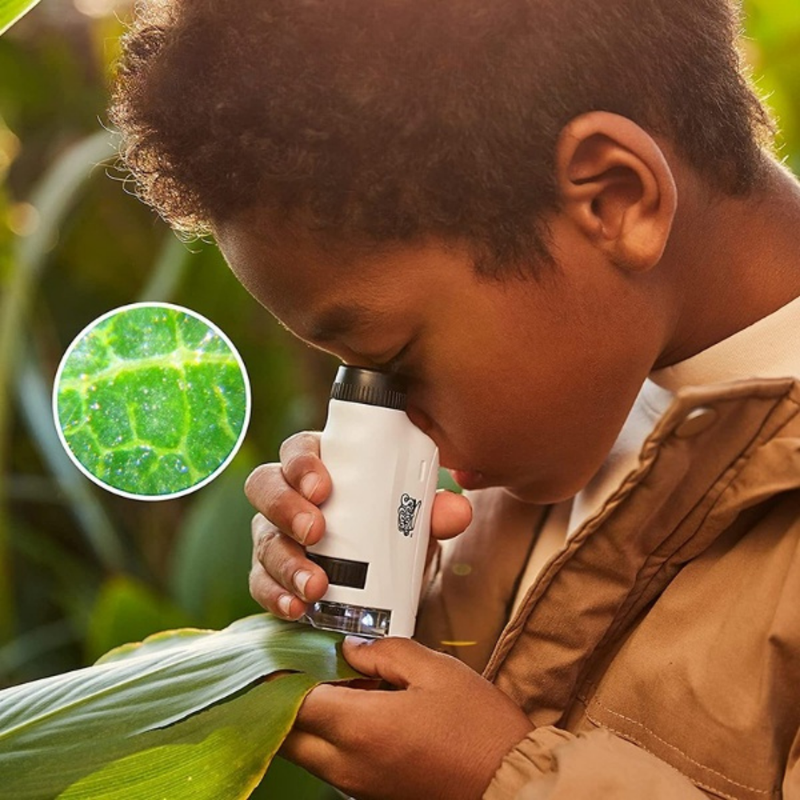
[654,156,800,370]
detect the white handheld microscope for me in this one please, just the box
[303,366,439,638]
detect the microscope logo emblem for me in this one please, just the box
[397,493,422,537]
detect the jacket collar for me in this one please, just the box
[484,377,800,726]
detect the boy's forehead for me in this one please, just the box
[215,210,436,339]
[216,212,353,300]
[217,211,353,281]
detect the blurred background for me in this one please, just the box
[0,0,798,795]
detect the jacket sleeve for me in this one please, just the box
[484,727,709,799]
[784,729,800,798]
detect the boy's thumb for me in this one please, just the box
[432,489,473,540]
[342,635,440,689]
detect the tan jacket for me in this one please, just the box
[417,378,800,800]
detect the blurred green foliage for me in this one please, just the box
[745,0,800,173]
[0,2,337,795]
[0,1,797,797]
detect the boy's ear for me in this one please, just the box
[554,111,678,272]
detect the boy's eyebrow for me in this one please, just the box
[308,303,379,342]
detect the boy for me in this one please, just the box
[110,1,800,797]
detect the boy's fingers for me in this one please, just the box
[245,434,472,622]
[278,431,332,504]
[250,514,328,615]
[249,561,306,620]
[293,683,387,747]
[279,726,339,777]
[244,462,325,546]
[431,490,473,540]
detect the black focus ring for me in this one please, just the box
[331,381,406,410]
[330,366,407,410]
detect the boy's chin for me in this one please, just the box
[500,474,589,506]
[449,462,596,505]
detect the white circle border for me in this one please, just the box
[52,301,252,502]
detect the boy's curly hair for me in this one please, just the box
[110,0,774,275]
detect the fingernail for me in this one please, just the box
[293,569,312,599]
[292,512,314,544]
[344,635,372,647]
[278,593,294,617]
[300,472,320,500]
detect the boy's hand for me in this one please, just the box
[282,636,534,800]
[245,432,473,619]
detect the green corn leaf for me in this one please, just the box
[0,0,41,36]
[56,674,319,800]
[0,615,360,799]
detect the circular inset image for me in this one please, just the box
[53,302,251,500]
